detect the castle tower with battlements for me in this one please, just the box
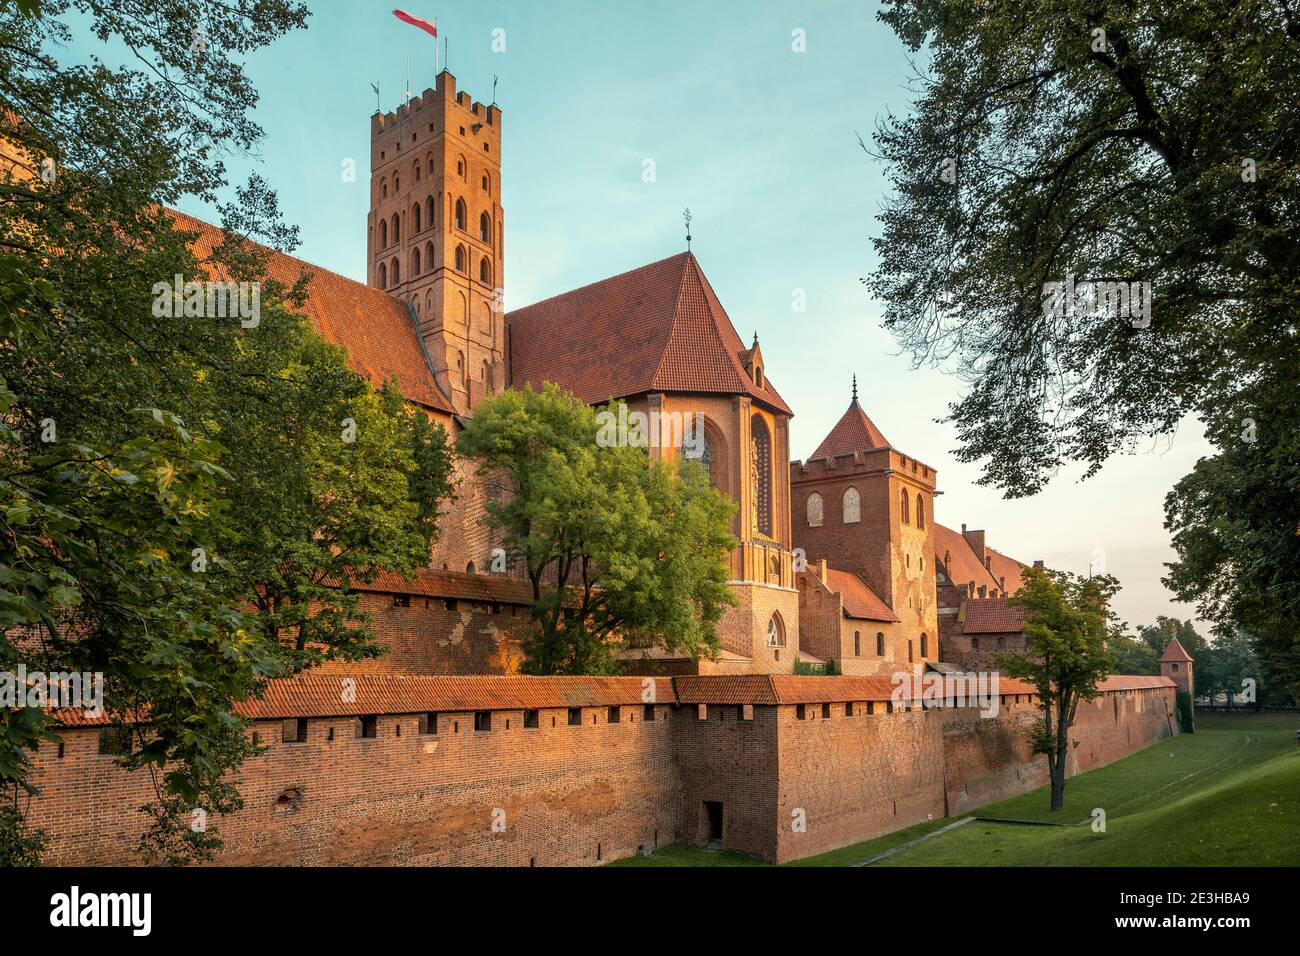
[368,71,504,416]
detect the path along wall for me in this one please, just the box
[24,674,1176,866]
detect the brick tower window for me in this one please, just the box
[916,493,925,529]
[750,415,772,537]
[900,487,910,524]
[425,195,435,227]
[920,633,929,658]
[412,247,421,276]
[806,491,823,527]
[455,197,466,230]
[876,632,885,655]
[842,486,860,524]
[455,244,467,273]
[379,218,388,248]
[412,202,421,232]
[479,212,491,244]
[377,262,387,290]
[391,213,400,243]
[479,256,492,284]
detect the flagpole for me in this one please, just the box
[434,19,439,74]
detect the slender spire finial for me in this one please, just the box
[752,331,758,347]
[851,374,858,402]
[683,207,692,250]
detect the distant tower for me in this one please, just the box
[368,70,504,416]
[1159,638,1195,700]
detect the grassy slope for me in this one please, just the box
[609,713,1300,867]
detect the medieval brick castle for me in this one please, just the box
[22,72,1194,866]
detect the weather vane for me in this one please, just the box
[683,207,693,250]
[492,74,499,105]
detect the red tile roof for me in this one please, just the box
[824,568,899,622]
[359,567,536,605]
[48,671,1172,727]
[986,548,1028,595]
[809,399,890,458]
[934,523,1001,593]
[507,252,792,415]
[1158,638,1194,663]
[170,210,456,415]
[962,597,1026,634]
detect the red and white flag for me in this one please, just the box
[392,9,437,38]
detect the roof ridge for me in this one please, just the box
[507,250,693,317]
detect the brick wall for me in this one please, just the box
[25,679,1176,867]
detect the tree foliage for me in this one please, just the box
[997,566,1116,811]
[0,0,452,862]
[869,0,1300,711]
[457,385,737,675]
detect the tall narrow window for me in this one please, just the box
[379,219,388,247]
[391,213,400,243]
[750,415,772,537]
[900,487,910,524]
[390,257,400,285]
[455,244,467,273]
[876,632,885,655]
[454,198,466,230]
[480,212,491,244]
[766,612,786,647]
[412,247,421,276]
[806,492,823,527]
[480,256,492,284]
[426,195,435,228]
[412,202,421,233]
[378,262,387,289]
[916,494,925,529]
[920,633,929,658]
[842,486,861,524]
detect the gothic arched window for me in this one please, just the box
[426,196,436,228]
[412,247,421,276]
[455,244,467,274]
[377,262,387,289]
[480,212,491,244]
[916,493,926,529]
[391,213,400,243]
[479,256,492,284]
[900,487,910,524]
[379,219,388,247]
[412,202,421,233]
[843,487,861,524]
[766,612,786,647]
[750,414,772,537]
[455,198,466,231]
[806,492,823,527]
[390,257,400,285]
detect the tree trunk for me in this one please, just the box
[1049,756,1066,811]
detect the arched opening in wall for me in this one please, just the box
[377,262,387,290]
[426,156,434,177]
[680,415,727,497]
[876,632,885,655]
[381,177,388,199]
[456,350,466,389]
[900,487,910,524]
[393,176,399,193]
[768,554,780,585]
[390,257,400,285]
[424,291,432,319]
[916,493,925,529]
[379,218,388,247]
[750,414,772,537]
[412,247,421,276]
[455,197,466,231]
[413,202,421,233]
[459,291,469,329]
[480,212,491,243]
[414,159,421,181]
[482,173,490,194]
[842,486,861,524]
[466,562,476,573]
[920,633,928,658]
[425,240,435,271]
[455,244,467,274]
[806,491,823,527]
[479,256,492,284]
[457,154,467,179]
[391,213,400,243]
[766,612,786,647]
[426,196,436,228]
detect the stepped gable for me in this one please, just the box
[170,209,455,415]
[506,251,791,414]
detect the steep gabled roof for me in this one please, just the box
[824,568,899,622]
[171,210,455,415]
[809,398,890,458]
[1159,638,1194,663]
[934,523,1001,593]
[506,252,791,414]
[985,547,1028,595]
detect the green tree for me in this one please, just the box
[997,567,1117,811]
[867,1,1300,706]
[1108,632,1158,676]
[456,385,737,675]
[0,0,452,862]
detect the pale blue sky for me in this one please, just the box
[91,0,1212,633]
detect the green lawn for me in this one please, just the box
[610,713,1300,867]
